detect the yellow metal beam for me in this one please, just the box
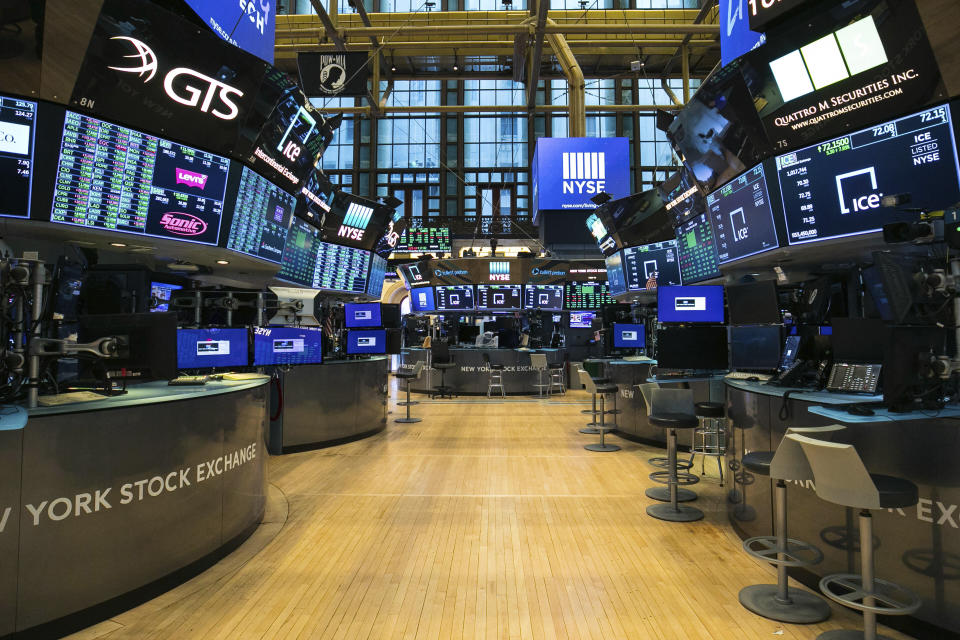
[307,104,676,114]
[545,17,584,136]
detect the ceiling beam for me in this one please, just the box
[307,0,346,49]
[526,0,549,109]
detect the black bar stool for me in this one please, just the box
[576,366,610,434]
[692,402,727,485]
[790,433,922,640]
[548,361,565,395]
[393,362,425,424]
[638,384,696,496]
[645,387,702,522]
[430,341,456,399]
[482,353,505,398]
[738,426,843,624]
[576,368,620,452]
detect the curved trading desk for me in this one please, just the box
[400,347,566,395]
[0,378,269,637]
[725,380,960,636]
[269,357,389,453]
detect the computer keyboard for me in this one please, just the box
[168,375,209,386]
[724,371,773,382]
[622,356,653,362]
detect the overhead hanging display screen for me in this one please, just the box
[435,285,475,311]
[623,240,682,291]
[51,111,230,245]
[476,284,522,311]
[707,162,780,264]
[523,285,564,311]
[184,0,277,64]
[564,282,613,310]
[276,218,369,293]
[605,252,627,296]
[397,226,452,253]
[367,253,388,299]
[225,166,295,263]
[675,212,721,284]
[0,94,36,219]
[776,104,960,245]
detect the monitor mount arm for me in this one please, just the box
[28,336,126,359]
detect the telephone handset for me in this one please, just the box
[768,359,830,389]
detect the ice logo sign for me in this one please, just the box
[729,207,748,241]
[836,167,881,214]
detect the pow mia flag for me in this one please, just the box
[297,52,369,98]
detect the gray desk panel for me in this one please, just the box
[401,348,565,395]
[0,416,23,637]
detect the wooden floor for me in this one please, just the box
[68,387,915,640]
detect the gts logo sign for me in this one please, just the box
[836,167,882,214]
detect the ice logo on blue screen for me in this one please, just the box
[489,261,510,282]
[105,36,245,121]
[835,167,881,214]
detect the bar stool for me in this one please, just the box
[393,362,425,424]
[789,433,922,640]
[645,387,701,521]
[638,383,697,503]
[530,353,550,398]
[576,368,620,452]
[430,341,456,399]
[482,352,505,397]
[548,361,565,395]
[738,425,844,624]
[576,367,604,434]
[692,402,727,486]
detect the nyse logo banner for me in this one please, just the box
[337,201,374,242]
[489,261,511,282]
[533,137,629,211]
[71,0,267,156]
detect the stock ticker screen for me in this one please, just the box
[0,95,36,218]
[51,111,230,245]
[523,284,565,310]
[477,284,522,311]
[397,226,451,253]
[226,166,295,263]
[622,240,682,291]
[564,282,613,310]
[277,218,369,293]
[675,212,721,284]
[776,105,960,245]
[366,253,388,298]
[435,285,475,311]
[707,163,780,264]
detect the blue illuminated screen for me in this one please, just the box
[410,287,436,312]
[345,302,382,328]
[347,329,387,354]
[176,328,249,368]
[569,311,596,329]
[252,326,323,365]
[613,323,645,348]
[657,285,725,323]
[151,282,182,312]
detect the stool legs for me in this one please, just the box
[647,429,703,522]
[647,426,698,503]
[739,480,830,623]
[817,510,921,640]
[395,379,422,423]
[585,393,620,452]
[580,391,601,434]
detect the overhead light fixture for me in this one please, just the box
[216,259,230,265]
[452,63,459,71]
[108,242,127,247]
[391,65,397,72]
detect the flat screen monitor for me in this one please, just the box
[657,285,725,324]
[727,281,781,325]
[150,282,182,313]
[276,218,370,293]
[77,312,177,380]
[587,212,619,256]
[225,166,296,263]
[277,218,322,287]
[660,167,705,226]
[623,240,682,291]
[347,329,387,355]
[435,285,475,311]
[52,111,230,245]
[397,227,452,253]
[183,0,276,63]
[564,282,613,310]
[831,317,887,363]
[613,323,645,349]
[608,189,675,247]
[707,163,780,264]
[730,325,783,371]
[0,94,36,219]
[656,326,728,370]
[569,311,596,329]
[176,327,249,369]
[523,285,564,311]
[776,104,960,245]
[477,284,522,311]
[345,302,382,328]
[410,287,436,312]
[675,212,721,284]
[252,326,323,365]
[367,253,388,298]
[780,335,802,369]
[605,252,627,296]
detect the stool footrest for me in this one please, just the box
[649,470,700,486]
[742,536,824,568]
[819,574,921,616]
[648,456,694,470]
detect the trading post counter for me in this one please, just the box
[400,347,566,395]
[0,377,269,637]
[724,380,960,636]
[269,356,389,453]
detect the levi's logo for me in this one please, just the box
[159,212,208,236]
[176,168,208,189]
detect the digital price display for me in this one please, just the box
[776,105,960,245]
[276,218,369,293]
[675,212,721,284]
[52,111,230,245]
[605,252,627,296]
[707,163,780,264]
[435,285,475,311]
[564,282,613,310]
[477,284,522,311]
[523,284,564,311]
[226,166,295,263]
[367,253,388,298]
[397,227,451,253]
[623,240,682,291]
[0,95,36,219]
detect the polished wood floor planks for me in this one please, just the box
[66,388,916,640]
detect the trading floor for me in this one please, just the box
[62,385,912,640]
